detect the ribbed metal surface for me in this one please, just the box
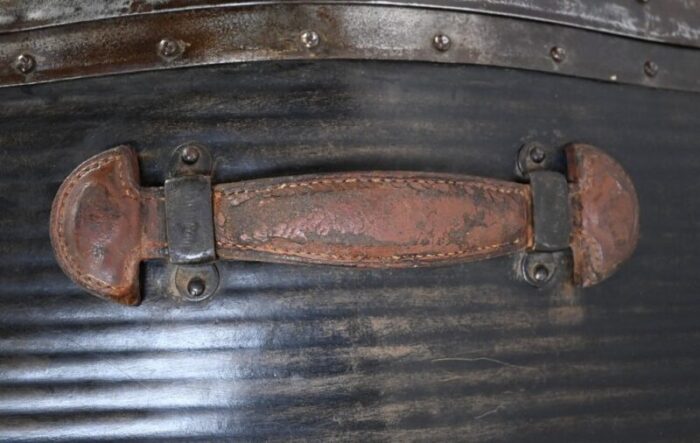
[0,61,699,441]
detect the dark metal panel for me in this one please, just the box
[0,0,699,49]
[0,61,699,441]
[1,5,699,92]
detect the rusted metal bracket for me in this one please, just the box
[49,142,639,305]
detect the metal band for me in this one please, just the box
[1,1,699,49]
[1,4,699,92]
[529,170,570,252]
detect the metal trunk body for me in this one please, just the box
[0,2,699,441]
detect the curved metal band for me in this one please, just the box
[1,1,699,49]
[1,4,699,92]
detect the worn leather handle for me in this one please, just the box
[213,172,531,267]
[50,144,638,305]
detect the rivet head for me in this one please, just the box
[432,33,451,52]
[301,30,320,49]
[13,53,36,75]
[158,38,183,59]
[532,264,550,283]
[550,46,566,63]
[529,146,546,163]
[180,145,200,165]
[644,60,658,77]
[187,278,206,298]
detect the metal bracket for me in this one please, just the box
[164,143,219,302]
[516,142,571,288]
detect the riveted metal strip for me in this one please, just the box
[1,4,699,91]
[2,1,700,50]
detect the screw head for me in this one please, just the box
[187,278,206,298]
[158,38,183,59]
[180,145,200,165]
[13,53,36,75]
[432,33,451,52]
[550,46,566,63]
[529,146,546,163]
[644,60,658,77]
[301,30,320,49]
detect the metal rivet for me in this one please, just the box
[529,146,546,163]
[158,38,183,59]
[432,33,451,52]
[187,278,206,298]
[550,46,566,63]
[644,60,658,77]
[532,264,550,283]
[13,53,36,75]
[180,145,200,164]
[301,30,320,49]
[521,253,558,288]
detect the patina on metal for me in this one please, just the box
[0,4,699,92]
[2,0,699,49]
[529,170,570,252]
[49,142,639,304]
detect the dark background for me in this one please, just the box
[0,61,698,441]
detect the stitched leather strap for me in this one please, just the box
[213,172,532,267]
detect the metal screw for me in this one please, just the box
[638,0,649,3]
[532,264,550,283]
[180,145,200,164]
[644,60,658,77]
[432,33,451,52]
[158,38,183,59]
[187,278,206,298]
[301,30,320,49]
[529,145,546,163]
[13,53,36,75]
[550,46,566,63]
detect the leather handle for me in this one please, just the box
[213,172,531,267]
[50,144,638,304]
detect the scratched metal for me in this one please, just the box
[0,0,699,49]
[0,61,699,441]
[1,5,700,92]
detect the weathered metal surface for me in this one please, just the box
[1,61,699,440]
[1,4,699,91]
[529,170,570,252]
[567,144,640,288]
[1,0,699,49]
[164,174,215,264]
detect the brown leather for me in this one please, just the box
[566,144,640,287]
[50,144,639,304]
[213,173,532,267]
[49,147,166,305]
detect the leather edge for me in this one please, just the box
[49,146,143,305]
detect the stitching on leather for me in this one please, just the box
[221,177,526,198]
[54,153,122,293]
[217,238,521,262]
[218,175,525,262]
